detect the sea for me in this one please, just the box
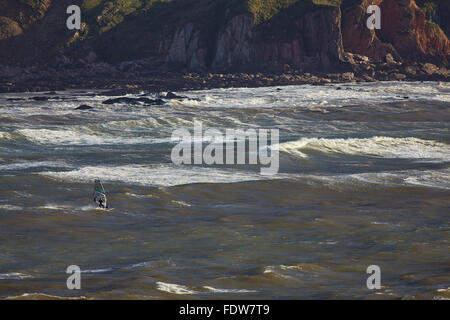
[0,81,449,299]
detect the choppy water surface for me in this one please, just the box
[0,82,449,300]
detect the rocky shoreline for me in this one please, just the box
[1,53,449,94]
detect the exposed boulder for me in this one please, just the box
[164,92,187,99]
[342,72,355,81]
[75,105,94,110]
[0,17,22,40]
[385,53,398,65]
[102,97,166,106]
[422,62,439,75]
[31,96,50,101]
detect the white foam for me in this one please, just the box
[41,164,267,187]
[156,282,197,295]
[0,161,69,171]
[0,205,23,211]
[403,168,450,189]
[129,262,150,268]
[169,200,191,207]
[0,131,14,140]
[202,286,257,293]
[126,260,175,269]
[433,296,450,300]
[312,168,450,190]
[81,205,97,211]
[262,267,292,279]
[18,128,171,146]
[37,204,72,210]
[279,136,450,161]
[0,272,33,280]
[101,117,164,131]
[179,82,450,109]
[7,293,87,300]
[81,268,113,274]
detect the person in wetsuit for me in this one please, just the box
[98,198,105,208]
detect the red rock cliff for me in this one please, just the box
[379,0,450,63]
[342,0,450,64]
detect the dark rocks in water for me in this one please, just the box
[163,91,201,102]
[336,87,342,90]
[102,97,140,105]
[76,105,94,110]
[7,98,26,101]
[164,92,187,99]
[102,97,166,106]
[31,95,75,102]
[102,97,136,105]
[139,98,165,105]
[31,96,50,101]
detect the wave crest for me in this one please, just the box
[279,136,450,160]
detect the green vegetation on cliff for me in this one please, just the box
[69,0,341,62]
[416,0,450,37]
[78,0,341,36]
[249,0,340,24]
[18,0,46,8]
[0,0,447,67]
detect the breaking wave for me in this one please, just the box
[40,164,268,187]
[0,272,33,280]
[18,128,171,146]
[279,136,450,161]
[156,282,197,295]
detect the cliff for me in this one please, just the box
[166,1,344,72]
[0,0,449,72]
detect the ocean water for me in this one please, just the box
[0,82,449,300]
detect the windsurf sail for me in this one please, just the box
[93,179,107,208]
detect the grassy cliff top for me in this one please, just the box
[71,0,342,60]
[249,0,341,24]
[78,0,342,35]
[0,0,345,64]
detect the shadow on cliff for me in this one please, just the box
[89,0,235,69]
[0,0,81,66]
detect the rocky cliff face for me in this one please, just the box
[0,16,22,41]
[0,0,448,71]
[166,22,209,71]
[211,14,254,70]
[378,0,450,64]
[416,0,450,38]
[0,0,80,64]
[0,0,55,43]
[167,3,344,72]
[230,6,343,71]
[0,0,52,29]
[341,0,400,62]
[342,0,450,64]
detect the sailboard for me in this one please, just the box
[93,179,108,209]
